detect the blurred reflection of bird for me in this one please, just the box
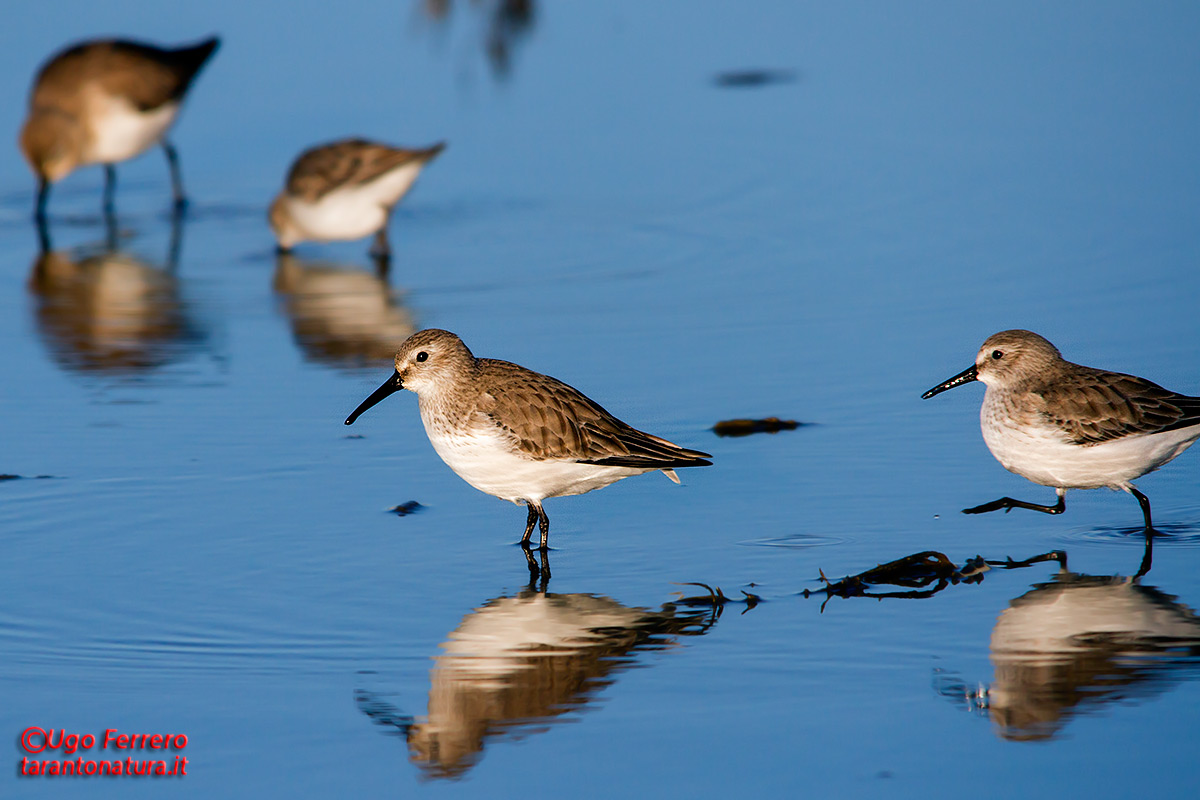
[20,36,220,222]
[417,0,535,80]
[29,224,204,374]
[357,584,718,779]
[272,253,416,370]
[985,544,1200,741]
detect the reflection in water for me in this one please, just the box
[941,538,1200,741]
[272,253,416,370]
[419,0,535,80]
[29,224,205,373]
[358,581,721,779]
[802,549,1063,611]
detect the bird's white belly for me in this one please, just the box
[283,188,390,242]
[83,96,179,165]
[424,426,646,503]
[981,404,1200,490]
[364,161,424,207]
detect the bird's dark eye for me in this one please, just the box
[991,350,1004,360]
[416,351,428,363]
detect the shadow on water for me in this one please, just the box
[934,534,1200,741]
[272,253,417,371]
[356,559,732,780]
[28,215,209,374]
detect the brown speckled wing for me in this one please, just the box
[103,40,218,110]
[476,360,712,467]
[1039,369,1200,445]
[286,140,445,202]
[32,39,219,113]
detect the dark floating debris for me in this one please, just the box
[712,417,804,437]
[0,474,54,482]
[713,69,797,88]
[803,550,1066,610]
[389,501,423,517]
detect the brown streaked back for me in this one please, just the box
[475,359,713,467]
[285,139,447,202]
[29,37,220,113]
[1038,368,1200,445]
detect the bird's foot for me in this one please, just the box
[963,495,1065,516]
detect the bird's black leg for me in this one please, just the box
[165,209,184,273]
[370,226,392,261]
[536,505,550,551]
[35,187,52,254]
[1134,527,1154,580]
[103,164,117,218]
[522,547,551,588]
[162,140,187,211]
[34,177,49,227]
[523,544,540,578]
[521,503,538,547]
[520,504,551,583]
[963,491,1066,516]
[1129,486,1154,532]
[372,250,391,280]
[104,209,118,251]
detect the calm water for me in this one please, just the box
[4,2,1200,797]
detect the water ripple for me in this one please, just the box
[740,533,849,549]
[1055,524,1200,547]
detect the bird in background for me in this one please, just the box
[20,36,220,224]
[344,329,711,556]
[269,138,445,265]
[923,329,1200,531]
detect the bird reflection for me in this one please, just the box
[357,571,722,779]
[272,253,416,370]
[29,219,205,373]
[418,0,535,80]
[941,536,1200,741]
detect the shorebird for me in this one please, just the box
[269,139,445,261]
[344,329,712,549]
[20,36,220,221]
[922,329,1200,530]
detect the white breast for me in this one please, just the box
[980,389,1200,489]
[83,94,179,165]
[420,410,647,503]
[284,161,425,242]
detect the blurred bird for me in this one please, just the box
[20,36,220,221]
[269,139,445,262]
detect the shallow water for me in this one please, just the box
[4,2,1200,797]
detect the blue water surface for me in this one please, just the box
[3,2,1200,797]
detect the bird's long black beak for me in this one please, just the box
[921,365,978,399]
[345,371,404,425]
